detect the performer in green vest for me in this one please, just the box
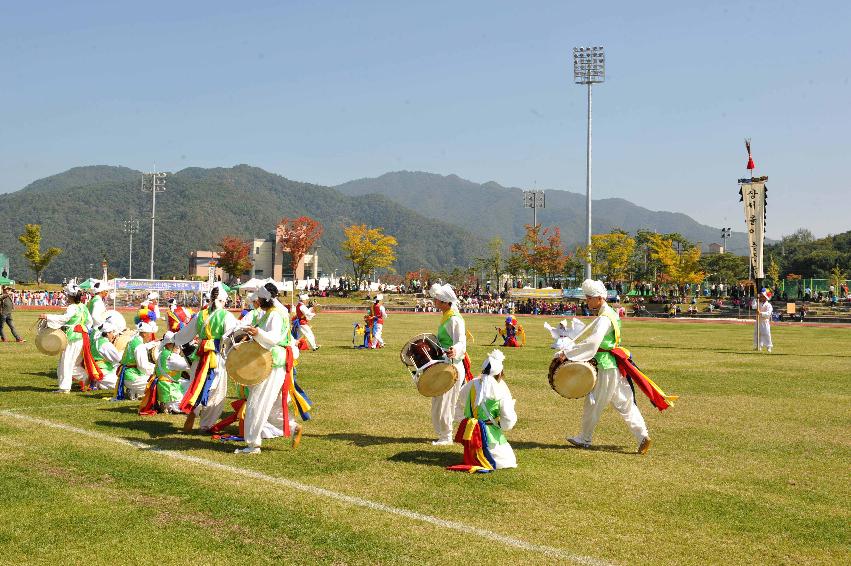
[115,322,157,400]
[89,318,124,390]
[428,283,468,445]
[139,331,189,414]
[40,281,91,393]
[87,280,111,329]
[236,282,305,454]
[557,279,651,454]
[174,282,238,431]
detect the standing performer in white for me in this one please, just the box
[558,279,651,454]
[40,281,90,393]
[237,282,301,454]
[754,288,773,352]
[429,283,467,445]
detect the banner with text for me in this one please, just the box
[114,279,204,292]
[740,181,767,279]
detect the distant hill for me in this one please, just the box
[336,171,753,253]
[19,165,142,194]
[0,165,486,282]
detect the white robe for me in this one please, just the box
[45,305,87,391]
[89,296,108,329]
[432,312,466,442]
[455,376,518,469]
[243,308,299,448]
[125,341,157,398]
[754,301,773,350]
[174,309,238,429]
[94,338,123,390]
[372,304,387,347]
[557,310,648,445]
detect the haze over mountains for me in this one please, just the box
[1,165,749,283]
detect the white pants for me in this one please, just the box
[57,340,86,391]
[431,360,465,441]
[189,354,229,430]
[577,367,648,445]
[244,366,287,448]
[490,442,517,469]
[373,323,384,347]
[754,321,773,349]
[260,390,297,441]
[124,376,148,399]
[300,324,317,350]
[95,371,117,390]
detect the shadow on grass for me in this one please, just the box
[0,385,54,393]
[24,371,55,378]
[125,434,239,453]
[312,432,432,447]
[96,418,182,439]
[388,449,458,467]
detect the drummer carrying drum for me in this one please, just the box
[557,279,652,455]
[428,283,469,445]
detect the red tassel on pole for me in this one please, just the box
[745,138,755,170]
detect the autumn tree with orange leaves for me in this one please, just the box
[276,216,323,280]
[509,224,567,287]
[217,236,252,284]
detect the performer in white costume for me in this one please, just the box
[559,279,651,455]
[86,280,111,329]
[89,318,124,390]
[237,282,301,454]
[454,350,518,469]
[294,294,319,351]
[754,288,773,352]
[174,283,238,431]
[116,322,158,400]
[40,281,90,393]
[429,283,468,445]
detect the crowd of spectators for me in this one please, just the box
[8,290,66,307]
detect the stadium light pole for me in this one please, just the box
[522,189,546,287]
[574,46,605,280]
[721,227,732,254]
[123,219,139,278]
[141,170,167,279]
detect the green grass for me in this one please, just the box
[0,312,848,565]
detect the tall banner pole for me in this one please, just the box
[739,139,767,349]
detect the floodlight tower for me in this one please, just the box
[721,227,732,254]
[141,170,167,279]
[574,46,605,280]
[522,189,546,227]
[123,219,139,278]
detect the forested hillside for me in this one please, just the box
[0,166,486,282]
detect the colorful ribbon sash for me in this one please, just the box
[178,338,220,414]
[77,325,103,390]
[607,347,678,411]
[447,384,496,473]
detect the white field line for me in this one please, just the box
[0,410,613,566]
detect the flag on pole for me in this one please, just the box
[745,138,755,171]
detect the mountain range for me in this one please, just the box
[337,171,751,253]
[0,165,750,283]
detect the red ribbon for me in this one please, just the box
[76,325,103,387]
[281,347,294,437]
[462,353,474,382]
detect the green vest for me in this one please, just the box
[65,304,90,343]
[86,295,103,315]
[155,347,183,403]
[196,308,231,340]
[91,336,115,374]
[463,382,507,446]
[120,335,146,382]
[257,308,292,368]
[593,304,621,370]
[437,311,463,349]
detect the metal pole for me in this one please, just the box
[128,229,133,278]
[150,179,156,280]
[585,82,593,280]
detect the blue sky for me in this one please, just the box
[2,1,848,239]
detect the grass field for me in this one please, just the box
[0,311,848,565]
